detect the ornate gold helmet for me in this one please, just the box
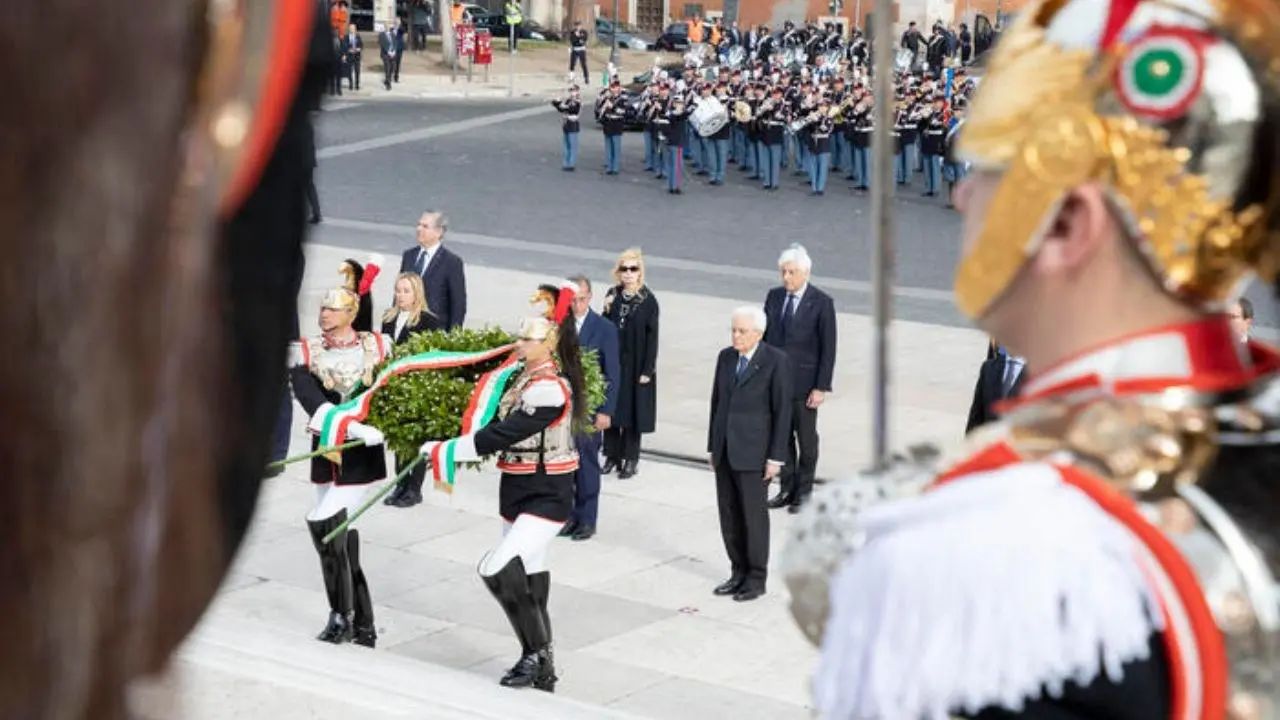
[953,0,1280,319]
[519,281,578,343]
[320,287,359,313]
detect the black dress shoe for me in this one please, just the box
[601,459,617,475]
[308,215,322,224]
[617,460,636,479]
[767,492,793,510]
[713,577,745,596]
[558,521,578,538]
[733,586,765,602]
[392,489,423,508]
[787,503,803,515]
[571,525,596,541]
[383,483,405,506]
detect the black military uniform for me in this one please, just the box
[568,23,589,83]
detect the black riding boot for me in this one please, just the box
[481,557,555,691]
[528,571,556,692]
[347,529,377,648]
[308,510,354,644]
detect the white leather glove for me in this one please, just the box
[306,402,336,435]
[345,422,385,447]
[419,440,440,458]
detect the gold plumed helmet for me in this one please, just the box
[953,0,1280,319]
[518,281,578,343]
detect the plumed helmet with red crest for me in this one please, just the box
[519,280,578,344]
[324,254,383,331]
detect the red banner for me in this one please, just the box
[474,29,492,65]
[458,23,476,56]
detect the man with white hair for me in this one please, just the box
[762,244,837,513]
[707,306,792,602]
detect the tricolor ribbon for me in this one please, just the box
[317,344,517,448]
[429,355,523,492]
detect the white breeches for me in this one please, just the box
[478,514,565,576]
[307,483,380,522]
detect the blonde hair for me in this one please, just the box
[611,247,646,287]
[381,272,432,324]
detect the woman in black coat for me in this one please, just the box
[381,272,443,507]
[601,248,660,479]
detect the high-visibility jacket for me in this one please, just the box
[708,25,722,45]
[504,1,523,24]
[450,2,465,25]
[688,18,704,42]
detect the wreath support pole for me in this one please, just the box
[322,455,430,545]
[266,440,365,471]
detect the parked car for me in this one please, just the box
[595,18,656,51]
[652,22,690,51]
[477,13,562,41]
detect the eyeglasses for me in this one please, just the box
[618,265,640,273]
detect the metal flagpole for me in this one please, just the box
[869,5,895,469]
[508,24,515,97]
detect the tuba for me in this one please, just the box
[733,100,752,122]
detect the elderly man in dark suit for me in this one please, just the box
[708,306,792,603]
[559,273,620,542]
[399,210,467,330]
[762,243,837,514]
[965,340,1026,434]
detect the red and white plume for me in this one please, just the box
[358,254,384,296]
[553,280,577,324]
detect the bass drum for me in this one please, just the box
[690,96,729,137]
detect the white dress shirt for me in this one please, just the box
[394,310,412,340]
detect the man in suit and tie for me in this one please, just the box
[1231,297,1254,343]
[560,273,620,542]
[762,244,837,514]
[708,307,792,603]
[343,22,363,91]
[399,210,467,330]
[964,340,1026,434]
[377,23,397,90]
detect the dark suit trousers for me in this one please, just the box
[571,431,602,525]
[348,57,361,89]
[604,427,641,462]
[396,452,426,494]
[780,399,818,501]
[715,448,770,588]
[270,383,292,463]
[305,180,321,220]
[393,53,403,81]
[382,55,394,86]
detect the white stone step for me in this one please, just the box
[137,612,650,720]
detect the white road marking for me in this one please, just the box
[316,104,547,159]
[322,102,364,112]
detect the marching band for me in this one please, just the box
[554,37,979,205]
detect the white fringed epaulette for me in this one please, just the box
[813,462,1164,720]
[781,444,942,645]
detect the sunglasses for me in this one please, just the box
[618,265,641,273]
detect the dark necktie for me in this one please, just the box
[417,249,428,274]
[735,354,748,380]
[783,293,797,325]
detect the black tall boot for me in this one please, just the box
[527,571,557,692]
[307,510,354,644]
[347,529,377,648]
[480,557,554,690]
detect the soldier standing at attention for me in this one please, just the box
[568,20,589,85]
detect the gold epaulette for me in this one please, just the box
[974,394,1219,497]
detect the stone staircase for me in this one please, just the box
[132,612,648,720]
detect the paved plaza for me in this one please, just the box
[161,95,1278,716]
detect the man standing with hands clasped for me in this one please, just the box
[762,244,836,514]
[708,307,792,602]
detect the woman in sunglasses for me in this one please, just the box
[601,248,661,479]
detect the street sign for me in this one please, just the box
[459,23,476,56]
[475,29,492,65]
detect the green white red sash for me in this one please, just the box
[430,356,523,492]
[318,344,516,448]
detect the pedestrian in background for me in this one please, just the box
[378,23,397,91]
[965,340,1026,435]
[602,248,659,479]
[551,86,582,171]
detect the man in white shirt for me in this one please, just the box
[397,210,467,329]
